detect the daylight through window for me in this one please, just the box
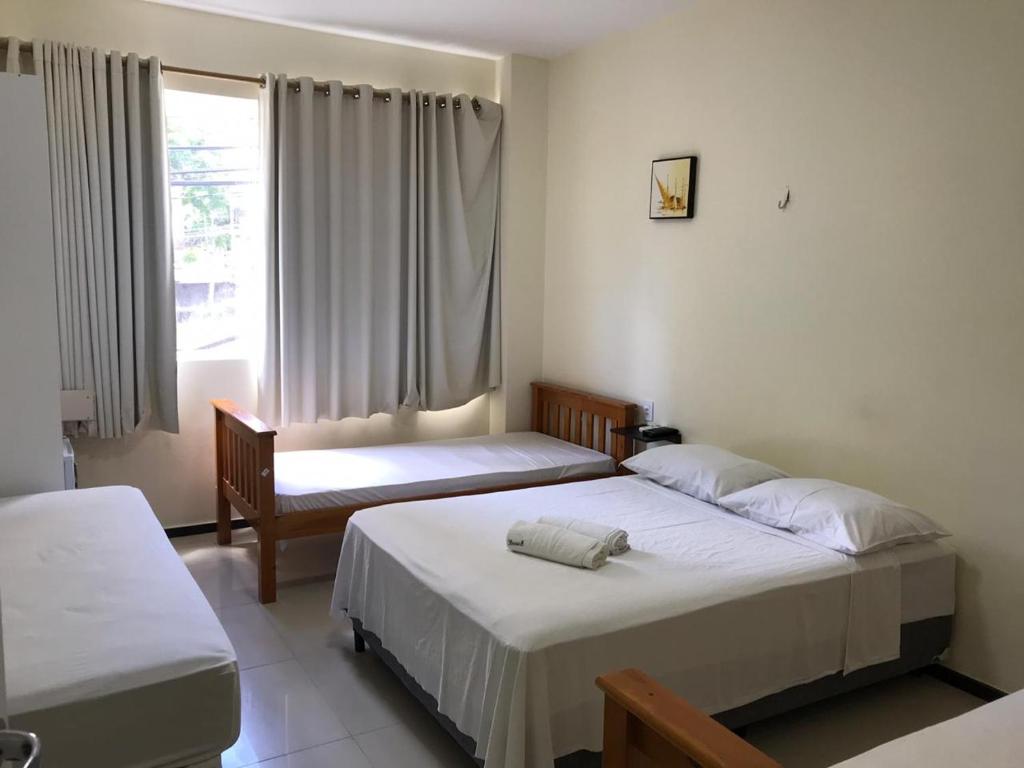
[166,88,259,358]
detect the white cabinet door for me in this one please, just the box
[0,72,62,496]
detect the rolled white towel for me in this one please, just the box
[538,515,630,556]
[506,521,610,570]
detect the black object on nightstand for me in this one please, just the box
[611,424,683,445]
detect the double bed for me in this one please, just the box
[212,382,638,602]
[0,486,239,768]
[330,474,955,768]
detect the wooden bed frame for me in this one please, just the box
[597,669,781,768]
[212,381,639,603]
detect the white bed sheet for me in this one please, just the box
[0,486,239,768]
[331,475,954,768]
[274,431,615,513]
[833,689,1023,767]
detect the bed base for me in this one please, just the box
[212,382,639,603]
[350,615,952,768]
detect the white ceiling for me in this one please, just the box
[147,0,690,59]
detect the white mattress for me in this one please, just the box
[274,430,615,513]
[833,689,1023,767]
[331,475,955,768]
[0,486,240,768]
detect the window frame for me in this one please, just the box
[164,73,261,363]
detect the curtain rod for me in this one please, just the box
[9,40,481,109]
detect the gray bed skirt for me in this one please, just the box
[351,614,953,768]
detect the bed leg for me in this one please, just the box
[216,493,231,546]
[354,629,366,654]
[257,530,277,604]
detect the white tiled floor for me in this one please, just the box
[174,530,983,768]
[174,530,476,768]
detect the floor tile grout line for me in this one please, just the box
[216,605,297,665]
[248,736,362,767]
[225,722,352,768]
[235,654,298,673]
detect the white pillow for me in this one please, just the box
[621,444,787,504]
[717,478,950,554]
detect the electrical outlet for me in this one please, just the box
[640,400,655,424]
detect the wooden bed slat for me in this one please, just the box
[213,383,639,603]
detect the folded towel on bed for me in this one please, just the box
[506,521,610,570]
[537,515,630,555]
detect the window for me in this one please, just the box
[165,88,259,358]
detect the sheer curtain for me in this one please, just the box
[2,38,178,437]
[258,76,502,427]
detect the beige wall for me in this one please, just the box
[543,0,1024,691]
[4,0,496,528]
[490,54,550,433]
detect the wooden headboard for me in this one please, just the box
[531,381,639,465]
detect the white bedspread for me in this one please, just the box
[332,476,947,768]
[833,689,1024,767]
[0,486,239,768]
[275,431,614,513]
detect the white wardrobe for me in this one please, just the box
[0,72,62,496]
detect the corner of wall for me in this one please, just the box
[490,54,550,434]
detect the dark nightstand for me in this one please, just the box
[611,425,683,447]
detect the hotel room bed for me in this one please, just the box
[0,486,240,768]
[273,431,616,513]
[212,382,638,602]
[330,475,955,768]
[830,687,1022,767]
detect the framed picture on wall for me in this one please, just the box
[649,156,697,219]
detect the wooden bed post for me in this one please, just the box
[531,382,545,432]
[214,408,232,545]
[211,400,279,602]
[602,694,631,767]
[256,430,277,604]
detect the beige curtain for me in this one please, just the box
[258,76,502,427]
[2,39,178,436]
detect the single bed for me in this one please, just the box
[597,668,1020,768]
[330,474,955,768]
[0,486,240,768]
[212,382,638,602]
[830,687,1020,767]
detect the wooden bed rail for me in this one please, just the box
[212,399,278,601]
[597,669,781,768]
[531,381,639,464]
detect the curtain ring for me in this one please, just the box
[472,97,481,112]
[353,90,360,99]
[423,97,429,107]
[454,97,462,110]
[384,93,391,103]
[323,87,330,96]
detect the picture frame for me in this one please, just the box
[649,156,697,219]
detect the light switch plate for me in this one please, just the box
[640,399,655,424]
